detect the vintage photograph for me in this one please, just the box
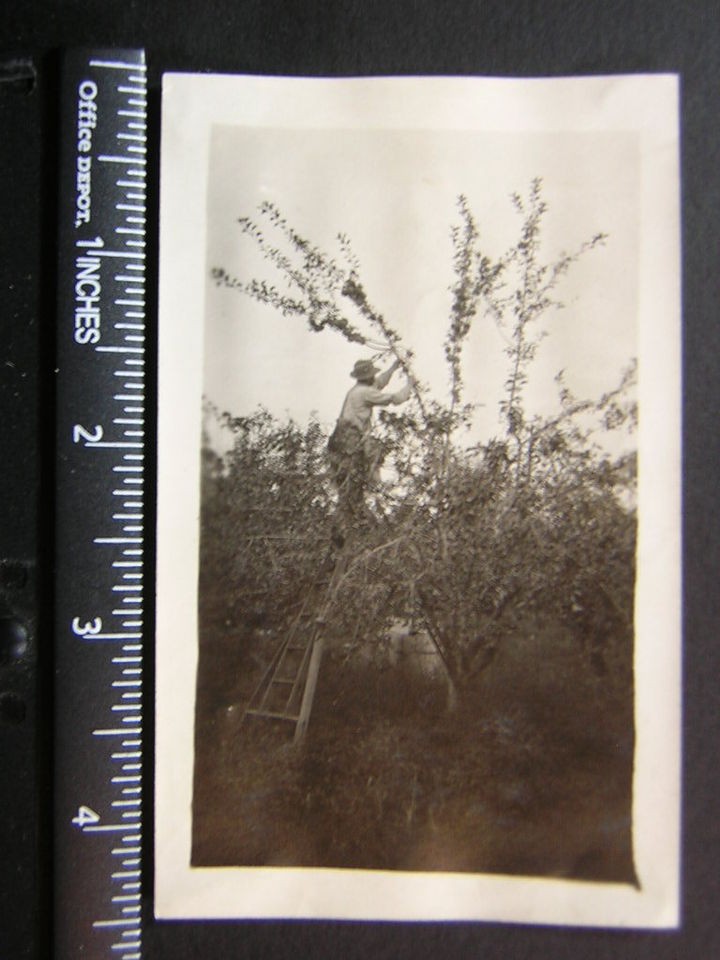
[155,75,680,925]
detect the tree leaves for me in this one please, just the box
[205,183,637,704]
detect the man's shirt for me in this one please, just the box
[339,383,396,433]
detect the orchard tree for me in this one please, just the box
[209,181,637,707]
[198,404,334,639]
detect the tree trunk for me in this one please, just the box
[445,672,459,713]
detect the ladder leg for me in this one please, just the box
[241,547,346,738]
[294,636,325,743]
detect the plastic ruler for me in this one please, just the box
[54,48,148,960]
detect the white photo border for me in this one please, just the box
[155,73,681,926]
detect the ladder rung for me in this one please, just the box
[240,552,336,739]
[245,708,298,722]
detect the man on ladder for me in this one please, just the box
[327,357,411,543]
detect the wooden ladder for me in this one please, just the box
[240,551,347,743]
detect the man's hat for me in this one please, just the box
[350,359,379,380]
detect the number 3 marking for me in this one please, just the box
[72,617,102,637]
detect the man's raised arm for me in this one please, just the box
[373,359,401,390]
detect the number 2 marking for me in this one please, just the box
[73,423,104,445]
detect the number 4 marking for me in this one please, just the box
[72,806,100,829]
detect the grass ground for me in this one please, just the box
[191,619,636,884]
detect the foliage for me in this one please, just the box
[206,180,637,706]
[193,183,639,879]
[198,405,333,638]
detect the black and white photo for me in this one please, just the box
[155,73,680,926]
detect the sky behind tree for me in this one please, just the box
[203,126,639,453]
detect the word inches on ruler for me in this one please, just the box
[75,237,104,345]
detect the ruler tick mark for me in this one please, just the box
[99,154,147,165]
[94,250,145,259]
[88,58,147,70]
[96,537,142,544]
[94,729,139,737]
[82,633,141,641]
[93,919,137,928]
[85,824,135,833]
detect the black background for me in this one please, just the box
[1,2,718,958]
